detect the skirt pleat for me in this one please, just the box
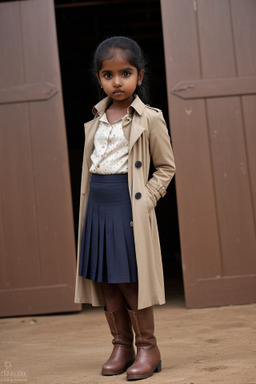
[79,173,138,283]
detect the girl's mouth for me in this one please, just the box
[113,90,124,94]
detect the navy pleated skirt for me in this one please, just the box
[79,173,138,283]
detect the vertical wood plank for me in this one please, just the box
[242,95,256,222]
[161,0,221,287]
[0,3,24,87]
[207,97,256,274]
[19,0,76,285]
[197,0,236,78]
[231,0,256,229]
[0,0,79,316]
[198,0,256,275]
[231,0,256,76]
[0,105,41,287]
[0,2,41,288]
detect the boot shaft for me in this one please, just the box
[128,307,157,348]
[104,307,134,346]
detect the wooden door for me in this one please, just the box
[0,0,80,316]
[161,0,256,307]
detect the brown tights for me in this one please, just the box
[101,282,138,311]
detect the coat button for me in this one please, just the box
[130,221,133,227]
[135,161,142,168]
[135,192,142,199]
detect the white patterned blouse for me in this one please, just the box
[89,112,132,174]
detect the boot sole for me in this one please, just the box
[101,359,135,376]
[126,360,162,381]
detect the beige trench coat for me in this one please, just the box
[74,95,176,309]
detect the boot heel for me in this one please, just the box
[155,360,162,373]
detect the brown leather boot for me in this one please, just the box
[126,307,161,380]
[101,307,135,376]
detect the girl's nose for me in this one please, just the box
[112,76,122,87]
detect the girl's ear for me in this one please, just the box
[137,69,145,86]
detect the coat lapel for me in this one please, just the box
[129,114,146,153]
[84,118,100,169]
[129,96,147,152]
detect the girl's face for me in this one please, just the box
[97,49,144,105]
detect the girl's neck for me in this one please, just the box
[106,96,134,124]
[110,95,134,111]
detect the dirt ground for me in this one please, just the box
[1,292,256,384]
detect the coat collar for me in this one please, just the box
[92,94,146,117]
[85,95,147,166]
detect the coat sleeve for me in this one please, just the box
[145,110,176,206]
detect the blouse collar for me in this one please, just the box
[92,94,146,117]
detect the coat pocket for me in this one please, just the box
[144,186,157,213]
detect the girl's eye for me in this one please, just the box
[103,73,112,79]
[123,71,131,78]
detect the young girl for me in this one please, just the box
[75,36,176,381]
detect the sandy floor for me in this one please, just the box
[1,294,256,384]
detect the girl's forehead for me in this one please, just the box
[100,50,135,70]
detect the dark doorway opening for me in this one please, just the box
[54,0,183,301]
